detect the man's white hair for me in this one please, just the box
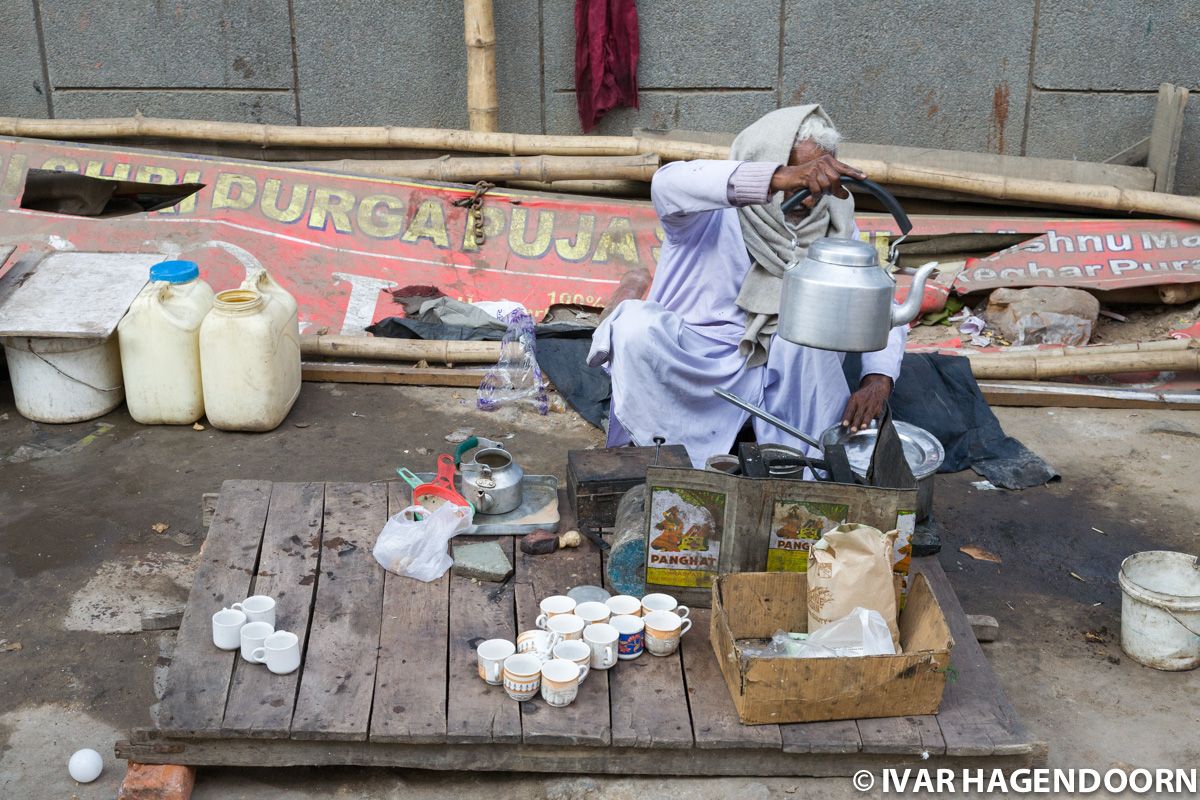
[794,115,842,153]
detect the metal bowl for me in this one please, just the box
[820,421,944,521]
[819,421,944,479]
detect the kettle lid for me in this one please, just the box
[806,237,878,267]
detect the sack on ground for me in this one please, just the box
[807,523,900,647]
[373,503,474,581]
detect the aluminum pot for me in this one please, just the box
[819,421,944,521]
[459,446,525,515]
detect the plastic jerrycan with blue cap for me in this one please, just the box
[117,259,215,424]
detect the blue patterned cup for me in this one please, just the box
[611,614,645,660]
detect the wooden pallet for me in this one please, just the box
[119,480,1046,775]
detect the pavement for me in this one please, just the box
[0,378,1197,799]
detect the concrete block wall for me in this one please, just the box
[3,1,1196,193]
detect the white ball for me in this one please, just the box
[68,748,104,783]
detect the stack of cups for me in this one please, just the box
[210,595,301,675]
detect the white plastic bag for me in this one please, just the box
[758,608,897,659]
[373,503,473,581]
[784,607,897,658]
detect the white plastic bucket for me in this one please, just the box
[2,336,124,423]
[1118,550,1200,671]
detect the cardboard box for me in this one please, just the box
[710,571,953,724]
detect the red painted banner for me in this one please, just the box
[954,219,1200,295]
[2,137,1196,334]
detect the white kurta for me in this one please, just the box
[588,160,906,468]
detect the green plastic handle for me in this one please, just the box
[395,467,423,489]
[453,436,480,466]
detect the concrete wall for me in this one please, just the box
[3,1,1197,193]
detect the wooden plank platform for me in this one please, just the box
[132,480,1047,776]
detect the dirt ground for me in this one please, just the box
[1,377,1197,799]
[907,300,1200,349]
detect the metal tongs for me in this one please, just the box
[714,389,858,483]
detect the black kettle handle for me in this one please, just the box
[780,176,912,236]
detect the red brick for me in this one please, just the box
[117,763,196,800]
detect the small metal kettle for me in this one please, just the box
[777,177,937,352]
[455,437,525,515]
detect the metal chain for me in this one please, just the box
[453,181,495,245]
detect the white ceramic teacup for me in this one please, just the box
[641,593,689,620]
[574,601,611,626]
[252,630,301,675]
[240,621,275,663]
[540,658,587,707]
[583,622,619,670]
[476,639,516,685]
[516,629,560,661]
[538,613,584,641]
[232,595,276,627]
[534,595,577,628]
[643,610,692,657]
[552,639,592,684]
[212,607,246,650]
[611,614,645,660]
[606,594,642,617]
[503,653,543,701]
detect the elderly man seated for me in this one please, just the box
[588,105,907,467]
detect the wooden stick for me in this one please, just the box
[302,361,489,387]
[294,154,659,182]
[464,0,499,133]
[300,335,507,364]
[4,115,1199,218]
[980,380,1200,410]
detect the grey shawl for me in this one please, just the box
[731,105,857,367]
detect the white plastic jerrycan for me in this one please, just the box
[199,270,301,432]
[117,259,215,425]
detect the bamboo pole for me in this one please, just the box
[926,339,1190,359]
[506,179,651,197]
[0,116,725,160]
[464,0,499,132]
[294,153,659,182]
[847,157,1200,222]
[300,334,509,364]
[962,340,1200,380]
[3,115,1200,218]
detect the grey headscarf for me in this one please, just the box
[732,105,857,367]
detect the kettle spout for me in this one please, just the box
[890,261,940,328]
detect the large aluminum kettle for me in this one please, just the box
[777,176,937,352]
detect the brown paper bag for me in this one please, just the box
[807,523,900,646]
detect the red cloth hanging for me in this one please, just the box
[574,0,640,133]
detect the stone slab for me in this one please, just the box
[52,90,297,125]
[452,540,513,582]
[542,0,779,92]
[40,0,293,89]
[544,89,778,137]
[294,0,542,132]
[780,0,1034,155]
[0,1,51,118]
[1033,0,1200,90]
